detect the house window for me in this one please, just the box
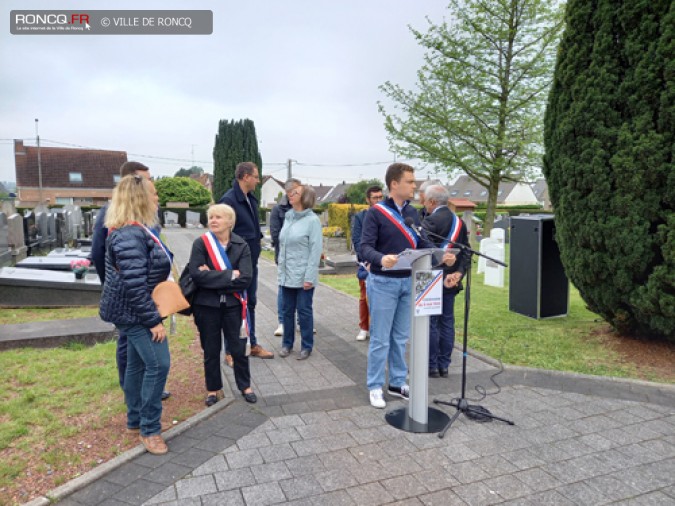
[69,172,83,183]
[450,191,458,196]
[56,197,73,205]
[480,190,487,196]
[113,175,121,184]
[463,191,472,197]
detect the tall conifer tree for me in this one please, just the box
[213,119,263,202]
[544,0,674,339]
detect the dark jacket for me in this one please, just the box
[269,195,292,264]
[188,232,253,309]
[350,209,367,262]
[360,197,433,278]
[422,206,469,293]
[91,203,109,282]
[218,180,262,262]
[92,205,161,283]
[99,225,172,327]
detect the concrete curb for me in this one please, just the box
[22,399,235,506]
[464,346,675,407]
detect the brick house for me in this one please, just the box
[14,140,127,207]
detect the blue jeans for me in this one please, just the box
[277,286,284,324]
[117,324,170,436]
[116,330,127,388]
[429,290,456,370]
[281,286,314,351]
[366,274,411,390]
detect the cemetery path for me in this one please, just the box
[19,228,675,506]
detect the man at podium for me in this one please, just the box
[360,164,456,409]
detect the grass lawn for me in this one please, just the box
[0,314,202,502]
[320,257,672,384]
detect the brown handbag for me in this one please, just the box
[152,280,190,317]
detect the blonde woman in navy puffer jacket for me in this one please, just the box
[99,175,172,456]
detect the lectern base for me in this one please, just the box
[385,406,450,433]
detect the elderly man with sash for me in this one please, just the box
[360,163,457,409]
[421,185,469,378]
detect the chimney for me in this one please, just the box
[14,139,25,155]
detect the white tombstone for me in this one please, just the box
[477,238,497,274]
[490,228,505,244]
[186,210,202,228]
[484,242,505,288]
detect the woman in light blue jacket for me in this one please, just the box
[278,185,323,360]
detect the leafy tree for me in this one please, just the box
[543,0,674,340]
[174,166,204,178]
[213,119,263,202]
[154,177,212,207]
[345,179,385,204]
[379,0,563,235]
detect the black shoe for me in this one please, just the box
[161,391,171,401]
[439,368,448,378]
[429,369,440,378]
[205,394,219,407]
[242,391,257,403]
[296,349,311,360]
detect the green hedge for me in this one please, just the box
[327,203,368,245]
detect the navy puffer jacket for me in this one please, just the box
[99,225,171,327]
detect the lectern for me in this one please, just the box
[385,249,450,433]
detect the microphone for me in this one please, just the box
[404,217,447,243]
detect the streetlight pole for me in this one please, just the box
[35,118,43,205]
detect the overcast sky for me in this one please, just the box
[0,0,452,187]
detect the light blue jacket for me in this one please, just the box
[278,208,323,288]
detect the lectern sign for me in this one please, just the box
[414,270,443,316]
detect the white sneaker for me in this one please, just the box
[369,388,386,409]
[274,324,283,336]
[356,329,368,341]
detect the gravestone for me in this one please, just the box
[484,242,505,288]
[1,199,16,216]
[64,205,83,239]
[0,267,101,307]
[164,211,179,227]
[0,212,11,267]
[490,228,505,245]
[493,216,510,244]
[16,256,95,271]
[47,213,57,246]
[53,210,71,247]
[47,247,91,258]
[83,211,93,237]
[23,211,39,252]
[7,214,27,263]
[477,238,497,274]
[36,211,50,250]
[186,210,202,228]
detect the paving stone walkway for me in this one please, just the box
[32,229,675,506]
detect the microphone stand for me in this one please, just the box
[414,224,514,438]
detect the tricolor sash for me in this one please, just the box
[440,213,463,250]
[202,232,249,336]
[373,202,419,249]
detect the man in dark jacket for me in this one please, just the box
[422,184,469,378]
[91,162,170,400]
[350,184,383,341]
[360,163,455,409]
[269,178,301,336]
[218,162,274,359]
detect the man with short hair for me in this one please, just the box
[418,179,434,221]
[350,185,383,341]
[422,184,469,378]
[270,178,302,336]
[91,161,171,400]
[218,162,274,359]
[360,164,456,409]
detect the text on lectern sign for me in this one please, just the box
[414,270,443,316]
